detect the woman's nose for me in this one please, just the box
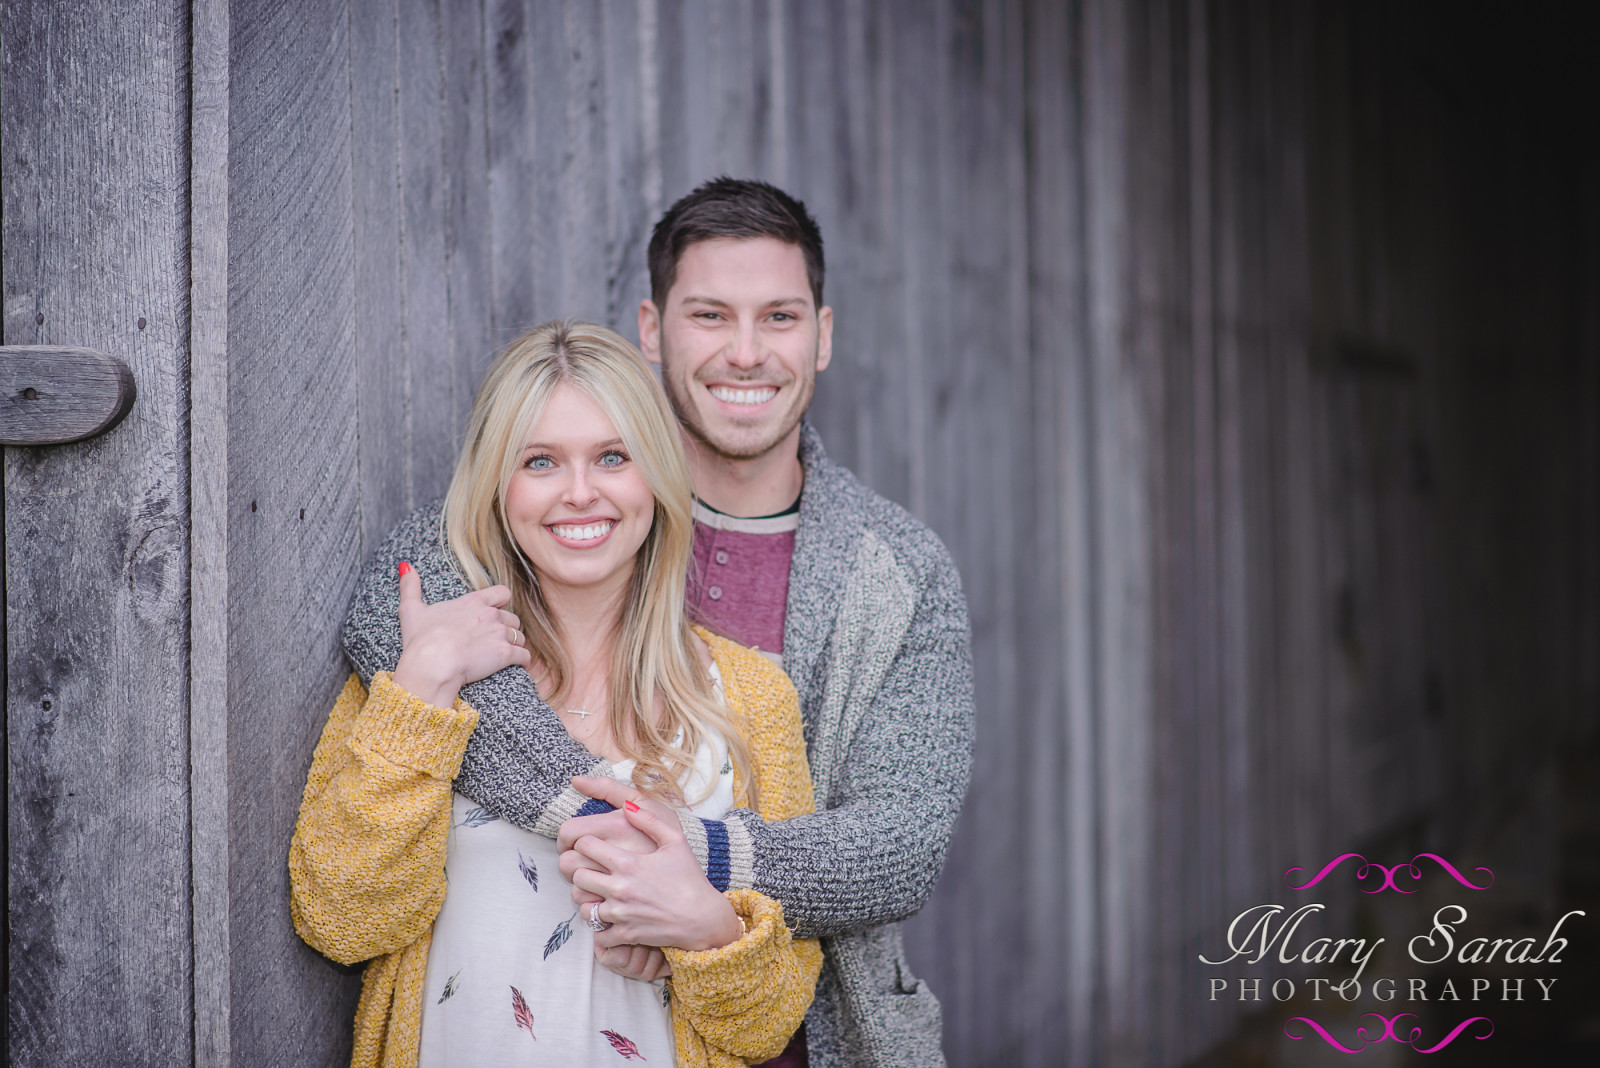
[563,468,600,507]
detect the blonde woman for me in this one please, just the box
[290,321,820,1067]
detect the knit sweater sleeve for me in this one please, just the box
[660,636,822,1065]
[288,673,478,966]
[723,539,975,939]
[340,501,614,835]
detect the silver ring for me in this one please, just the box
[586,902,611,933]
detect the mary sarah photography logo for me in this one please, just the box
[1199,853,1585,1054]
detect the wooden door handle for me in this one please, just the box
[0,346,137,445]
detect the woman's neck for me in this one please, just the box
[538,576,626,703]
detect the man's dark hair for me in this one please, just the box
[647,177,825,308]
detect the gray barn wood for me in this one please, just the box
[3,0,194,1063]
[4,1,1596,1065]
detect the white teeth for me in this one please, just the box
[549,521,614,541]
[709,385,777,406]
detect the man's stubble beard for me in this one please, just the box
[658,351,818,464]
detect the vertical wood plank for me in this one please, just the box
[1083,1,1157,1063]
[601,0,651,331]
[526,0,569,319]
[225,0,361,1060]
[190,0,232,1062]
[2,0,194,1062]
[396,0,457,495]
[350,0,410,548]
[559,0,613,320]
[486,0,539,339]
[443,0,496,413]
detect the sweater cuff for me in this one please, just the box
[676,809,712,879]
[531,759,618,838]
[674,812,755,892]
[662,888,791,983]
[722,809,756,892]
[355,672,479,780]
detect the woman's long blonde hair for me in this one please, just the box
[442,320,754,806]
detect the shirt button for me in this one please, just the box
[708,586,723,600]
[715,550,730,565]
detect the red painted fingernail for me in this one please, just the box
[398,561,411,577]
[625,800,640,813]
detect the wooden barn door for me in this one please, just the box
[3,1,196,1063]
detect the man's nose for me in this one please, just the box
[726,322,763,370]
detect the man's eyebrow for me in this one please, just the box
[678,295,810,308]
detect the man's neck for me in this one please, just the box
[684,425,804,518]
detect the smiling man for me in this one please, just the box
[342,178,974,1068]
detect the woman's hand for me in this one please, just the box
[567,789,744,952]
[594,943,673,982]
[390,562,531,708]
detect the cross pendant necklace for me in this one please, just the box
[565,707,592,719]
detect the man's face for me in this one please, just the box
[640,236,832,462]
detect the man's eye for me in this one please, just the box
[770,311,794,322]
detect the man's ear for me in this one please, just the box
[815,304,834,373]
[638,299,662,364]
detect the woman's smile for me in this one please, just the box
[546,517,618,546]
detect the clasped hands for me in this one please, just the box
[558,775,745,982]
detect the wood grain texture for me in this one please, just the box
[2,0,193,1062]
[0,347,136,445]
[223,0,361,1062]
[189,0,232,1062]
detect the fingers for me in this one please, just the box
[478,583,513,608]
[558,843,610,882]
[571,864,616,903]
[397,562,423,619]
[570,775,637,810]
[557,810,657,857]
[571,833,639,881]
[594,944,671,981]
[558,813,608,854]
[619,796,685,850]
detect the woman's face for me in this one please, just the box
[503,383,656,598]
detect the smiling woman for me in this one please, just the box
[502,384,657,606]
[289,321,821,1067]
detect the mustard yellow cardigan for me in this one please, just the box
[290,631,822,1067]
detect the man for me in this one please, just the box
[343,178,974,1067]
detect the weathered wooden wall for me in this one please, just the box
[3,0,195,1062]
[5,0,1595,1065]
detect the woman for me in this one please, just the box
[290,321,821,1067]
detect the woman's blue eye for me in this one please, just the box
[525,455,554,470]
[599,451,627,467]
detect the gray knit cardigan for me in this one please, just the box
[342,424,975,1068]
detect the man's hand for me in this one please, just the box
[561,781,741,951]
[557,776,679,904]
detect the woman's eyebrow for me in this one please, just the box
[520,438,625,450]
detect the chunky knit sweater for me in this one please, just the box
[344,425,975,1067]
[290,632,822,1067]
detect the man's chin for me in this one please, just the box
[689,417,798,462]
